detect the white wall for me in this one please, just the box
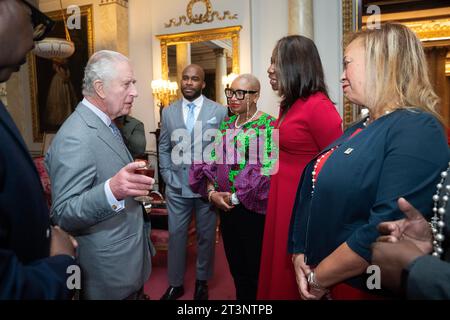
[250,0,288,117]
[313,0,344,115]
[128,0,156,152]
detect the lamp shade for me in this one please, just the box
[33,37,75,59]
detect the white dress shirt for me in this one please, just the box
[182,95,204,125]
[83,98,125,212]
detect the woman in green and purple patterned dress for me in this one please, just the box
[190,74,277,300]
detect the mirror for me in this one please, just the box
[157,26,241,104]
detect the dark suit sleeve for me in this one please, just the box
[158,106,173,186]
[0,249,75,299]
[125,120,146,157]
[406,255,450,299]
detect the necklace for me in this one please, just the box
[431,163,450,258]
[363,116,370,127]
[235,110,258,128]
[311,146,338,195]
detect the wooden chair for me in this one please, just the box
[33,156,52,209]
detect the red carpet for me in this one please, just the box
[144,235,236,300]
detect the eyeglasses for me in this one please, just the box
[21,0,55,41]
[224,88,258,100]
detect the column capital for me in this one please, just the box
[288,0,314,39]
[213,48,226,56]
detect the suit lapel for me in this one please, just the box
[76,104,132,164]
[195,98,218,140]
[174,100,185,129]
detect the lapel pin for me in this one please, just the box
[344,148,354,155]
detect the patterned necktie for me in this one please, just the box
[109,122,126,147]
[186,102,196,133]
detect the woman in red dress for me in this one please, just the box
[257,35,343,300]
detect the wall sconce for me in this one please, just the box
[151,79,179,127]
[222,73,238,88]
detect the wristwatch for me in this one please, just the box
[230,193,240,205]
[307,271,329,292]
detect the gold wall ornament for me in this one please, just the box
[156,25,241,80]
[403,19,450,42]
[165,0,238,28]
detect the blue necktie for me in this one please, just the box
[186,103,196,133]
[109,122,126,147]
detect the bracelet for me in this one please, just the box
[307,271,329,293]
[208,190,217,203]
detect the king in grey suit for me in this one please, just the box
[159,64,227,300]
[46,51,155,300]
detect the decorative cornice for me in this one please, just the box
[165,0,238,28]
[403,19,450,42]
[99,0,128,8]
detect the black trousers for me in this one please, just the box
[219,205,265,300]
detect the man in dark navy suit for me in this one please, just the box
[0,0,77,299]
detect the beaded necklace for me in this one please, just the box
[311,147,338,195]
[431,163,450,258]
[235,110,258,129]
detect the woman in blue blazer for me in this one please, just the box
[288,23,449,300]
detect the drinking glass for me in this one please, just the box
[133,160,155,209]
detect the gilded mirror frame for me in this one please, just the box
[342,0,359,129]
[156,25,241,80]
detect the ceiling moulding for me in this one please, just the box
[99,0,128,8]
[164,0,238,28]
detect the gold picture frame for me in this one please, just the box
[29,5,94,143]
[156,25,241,80]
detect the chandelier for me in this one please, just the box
[222,73,238,88]
[33,0,75,59]
[151,79,179,107]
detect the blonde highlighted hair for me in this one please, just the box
[347,23,442,122]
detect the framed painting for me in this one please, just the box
[29,5,94,142]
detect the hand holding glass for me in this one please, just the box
[133,160,155,207]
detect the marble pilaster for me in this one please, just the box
[288,0,314,39]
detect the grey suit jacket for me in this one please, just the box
[45,102,151,300]
[159,96,227,198]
